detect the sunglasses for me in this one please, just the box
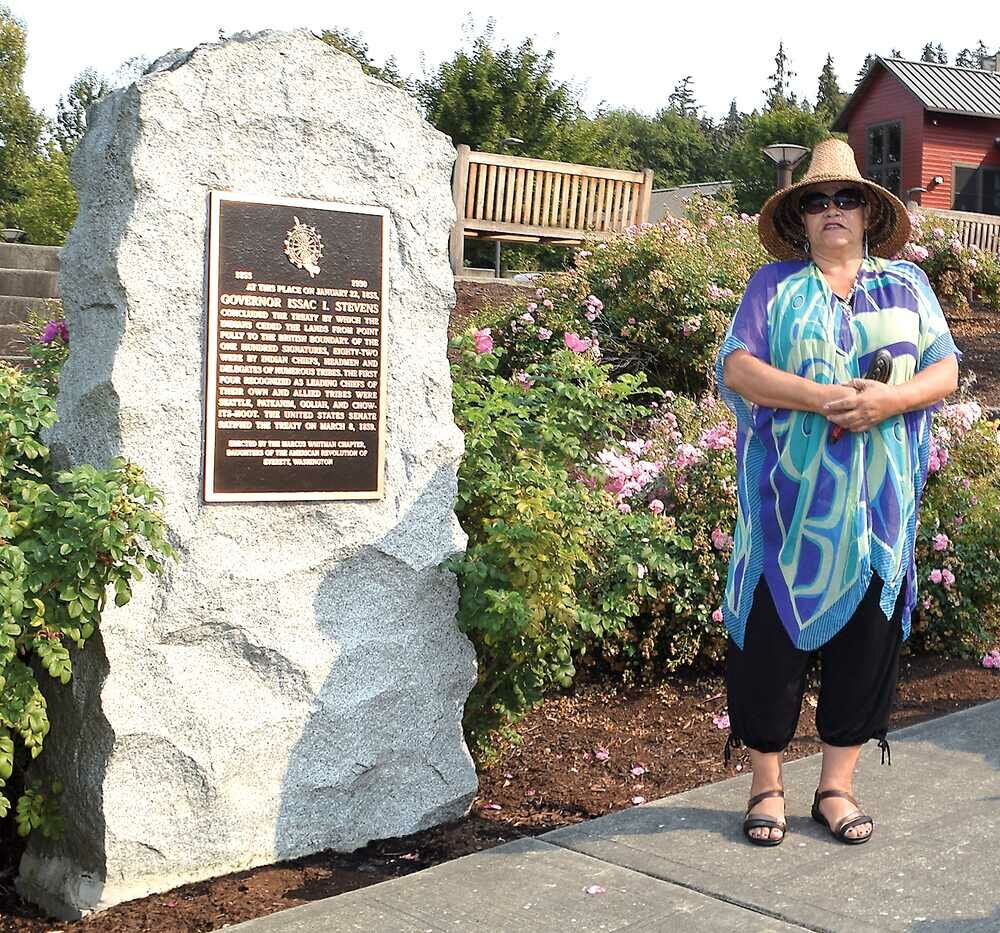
[798,187,867,215]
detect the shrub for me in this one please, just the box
[0,326,173,837]
[900,209,1000,312]
[910,385,1000,656]
[568,191,768,395]
[577,391,738,682]
[443,291,695,756]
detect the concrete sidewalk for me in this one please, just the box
[229,698,1000,932]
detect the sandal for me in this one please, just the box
[743,788,786,846]
[811,788,874,844]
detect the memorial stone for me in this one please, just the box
[17,29,477,919]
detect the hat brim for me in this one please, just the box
[758,175,911,261]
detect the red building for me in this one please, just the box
[832,56,1000,215]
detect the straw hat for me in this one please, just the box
[757,138,910,260]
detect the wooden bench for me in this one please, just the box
[450,144,654,275]
[917,206,1000,254]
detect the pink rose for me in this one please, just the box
[473,327,493,353]
[563,332,593,353]
[929,568,943,584]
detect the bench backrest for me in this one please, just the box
[450,144,654,273]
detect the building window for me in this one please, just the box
[953,165,1000,215]
[865,121,901,196]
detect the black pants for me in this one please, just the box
[723,572,906,767]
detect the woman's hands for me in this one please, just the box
[822,378,900,432]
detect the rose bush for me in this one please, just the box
[910,383,1000,656]
[443,286,703,756]
[0,317,173,837]
[901,209,1000,312]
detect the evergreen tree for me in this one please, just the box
[54,69,110,156]
[890,49,903,58]
[725,108,832,213]
[725,99,742,136]
[698,99,745,167]
[920,43,937,62]
[974,40,990,67]
[416,17,579,158]
[856,53,876,85]
[815,54,843,121]
[765,42,798,110]
[955,48,974,67]
[667,75,698,117]
[935,43,947,64]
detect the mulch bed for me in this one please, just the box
[2,652,997,933]
[946,299,1000,410]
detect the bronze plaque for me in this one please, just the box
[203,192,388,502]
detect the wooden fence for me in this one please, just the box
[450,144,654,275]
[916,206,1000,254]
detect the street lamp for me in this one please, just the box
[494,137,524,277]
[762,143,810,190]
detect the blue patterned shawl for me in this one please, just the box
[715,256,962,650]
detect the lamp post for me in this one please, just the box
[761,143,810,190]
[494,136,524,277]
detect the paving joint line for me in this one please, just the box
[540,836,835,933]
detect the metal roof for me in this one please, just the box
[831,57,1000,130]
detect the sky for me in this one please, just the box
[9,1,997,122]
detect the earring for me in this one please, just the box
[863,229,870,260]
[804,237,811,255]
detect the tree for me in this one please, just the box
[700,100,745,171]
[566,106,718,187]
[8,141,77,245]
[815,54,845,122]
[318,27,410,93]
[54,69,110,156]
[0,5,44,219]
[764,42,798,110]
[920,43,937,63]
[724,108,834,213]
[935,43,947,64]
[724,99,743,138]
[667,76,698,118]
[416,17,579,158]
[856,53,876,85]
[957,41,994,68]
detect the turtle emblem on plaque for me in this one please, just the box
[283,216,323,277]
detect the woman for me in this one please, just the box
[715,138,961,846]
